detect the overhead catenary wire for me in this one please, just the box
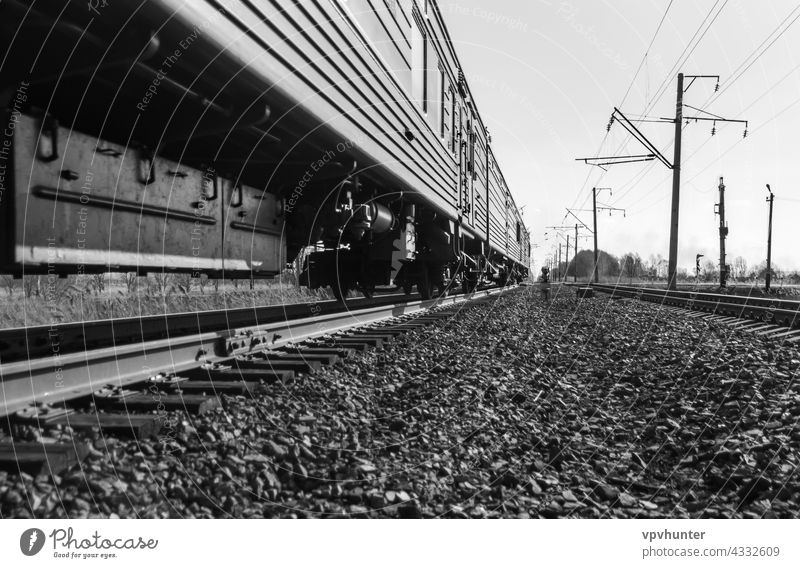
[614,11,800,214]
[627,90,800,216]
[567,4,799,273]
[570,1,726,219]
[563,0,677,221]
[695,3,800,113]
[617,2,800,209]
[598,2,729,193]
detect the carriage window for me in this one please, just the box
[468,126,475,174]
[412,14,427,112]
[450,88,456,152]
[439,70,446,138]
[516,222,521,242]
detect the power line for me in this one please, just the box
[573,1,727,215]
[565,0,678,218]
[601,2,730,205]
[622,58,800,216]
[698,4,800,111]
[642,1,729,116]
[617,58,800,212]
[604,3,800,213]
[626,89,800,216]
[618,0,676,109]
[621,9,800,215]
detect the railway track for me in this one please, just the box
[0,286,514,474]
[590,284,800,342]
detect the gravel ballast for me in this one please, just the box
[2,285,799,519]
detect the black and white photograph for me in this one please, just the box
[0,0,799,565]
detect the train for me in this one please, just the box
[0,0,530,301]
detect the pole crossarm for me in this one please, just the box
[683,74,719,93]
[684,116,748,125]
[682,114,749,137]
[597,206,626,217]
[565,209,594,233]
[574,153,656,168]
[548,231,573,242]
[611,107,674,168]
[683,104,725,120]
[594,157,656,166]
[575,153,654,161]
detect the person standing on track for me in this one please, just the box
[539,267,550,300]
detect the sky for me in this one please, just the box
[439,0,800,274]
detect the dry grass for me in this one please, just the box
[0,273,330,329]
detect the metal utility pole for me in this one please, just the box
[592,188,598,283]
[667,73,684,290]
[714,177,728,287]
[548,222,591,282]
[583,74,748,291]
[574,224,578,283]
[547,225,579,281]
[557,243,562,282]
[587,188,618,284]
[564,236,570,282]
[766,184,774,292]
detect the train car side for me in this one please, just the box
[0,0,529,294]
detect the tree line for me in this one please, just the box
[552,250,799,284]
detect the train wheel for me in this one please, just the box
[359,282,376,299]
[437,278,453,298]
[417,266,435,300]
[331,280,349,303]
[402,282,414,295]
[461,275,474,294]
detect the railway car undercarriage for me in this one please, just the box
[0,0,528,301]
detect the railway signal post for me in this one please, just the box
[715,177,729,288]
[766,184,775,292]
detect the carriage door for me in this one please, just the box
[458,107,469,220]
[467,120,476,227]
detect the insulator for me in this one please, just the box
[714,82,719,92]
[743,129,747,138]
[711,125,716,136]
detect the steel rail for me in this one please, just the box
[0,287,513,417]
[591,284,800,327]
[0,291,413,364]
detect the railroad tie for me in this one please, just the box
[13,410,162,439]
[95,392,221,415]
[0,442,90,476]
[185,364,295,385]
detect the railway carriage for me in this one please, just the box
[0,0,530,300]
